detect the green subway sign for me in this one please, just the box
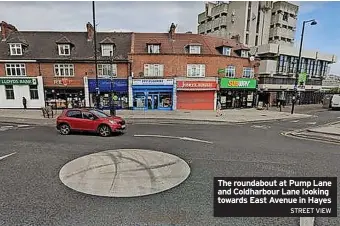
[220,78,257,89]
[0,78,38,85]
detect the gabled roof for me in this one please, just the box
[0,31,132,61]
[100,37,115,44]
[55,36,72,44]
[132,32,249,56]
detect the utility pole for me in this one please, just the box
[92,1,100,109]
[109,51,116,116]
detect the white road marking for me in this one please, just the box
[134,134,213,144]
[1,126,14,128]
[17,124,30,128]
[300,217,314,226]
[291,120,300,123]
[305,122,317,125]
[0,152,16,161]
[251,125,271,129]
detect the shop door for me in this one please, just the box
[147,94,159,110]
[177,91,214,110]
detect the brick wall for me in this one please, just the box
[130,54,259,78]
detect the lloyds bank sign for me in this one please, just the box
[0,78,38,85]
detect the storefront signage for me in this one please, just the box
[220,78,257,89]
[0,78,38,85]
[132,79,173,86]
[177,81,217,90]
[53,78,73,86]
[88,79,128,93]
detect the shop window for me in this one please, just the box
[29,85,39,100]
[144,64,164,77]
[159,92,172,108]
[9,43,22,56]
[5,85,14,100]
[58,44,70,56]
[243,67,254,78]
[147,44,160,54]
[101,44,114,57]
[54,64,74,77]
[187,64,205,77]
[98,64,117,78]
[189,45,201,54]
[225,66,235,78]
[133,92,146,108]
[5,63,26,76]
[222,47,231,56]
[66,110,82,118]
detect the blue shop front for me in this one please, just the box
[132,79,174,110]
[88,78,128,109]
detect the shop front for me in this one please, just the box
[0,77,45,109]
[219,78,257,109]
[86,78,128,109]
[132,79,174,110]
[44,77,85,109]
[176,78,218,110]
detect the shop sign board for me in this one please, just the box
[54,78,73,86]
[0,78,38,85]
[220,78,257,89]
[177,81,218,90]
[132,79,173,86]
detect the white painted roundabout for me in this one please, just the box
[59,149,191,197]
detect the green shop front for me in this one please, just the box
[219,78,257,109]
[0,77,45,109]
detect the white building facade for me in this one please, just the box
[0,76,45,108]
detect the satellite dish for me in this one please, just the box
[249,56,255,61]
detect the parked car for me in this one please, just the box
[331,94,340,110]
[56,109,126,137]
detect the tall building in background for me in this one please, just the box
[197,1,298,47]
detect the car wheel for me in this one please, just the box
[59,124,71,135]
[98,125,111,137]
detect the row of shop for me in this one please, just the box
[0,76,260,110]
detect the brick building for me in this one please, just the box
[130,24,260,110]
[0,21,259,110]
[0,21,131,109]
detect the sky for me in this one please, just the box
[0,1,339,75]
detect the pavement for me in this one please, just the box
[0,110,339,226]
[0,108,315,126]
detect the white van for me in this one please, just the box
[331,94,340,110]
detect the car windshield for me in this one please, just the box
[90,110,109,118]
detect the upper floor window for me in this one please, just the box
[54,64,74,77]
[241,50,249,58]
[101,44,114,57]
[98,64,117,78]
[58,44,70,56]
[283,12,288,21]
[222,47,231,56]
[144,64,164,77]
[187,64,205,77]
[225,66,235,78]
[243,67,254,78]
[147,44,160,54]
[5,63,26,76]
[9,43,22,56]
[189,45,201,54]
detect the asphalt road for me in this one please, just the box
[0,110,339,226]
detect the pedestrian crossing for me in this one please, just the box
[0,124,33,132]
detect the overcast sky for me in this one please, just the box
[1,1,339,75]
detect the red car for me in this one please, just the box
[56,109,126,137]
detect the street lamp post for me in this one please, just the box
[109,51,116,116]
[92,1,100,109]
[291,19,317,114]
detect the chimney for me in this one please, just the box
[169,23,176,40]
[86,22,94,41]
[1,21,18,41]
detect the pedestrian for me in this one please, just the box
[216,100,222,117]
[22,97,27,109]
